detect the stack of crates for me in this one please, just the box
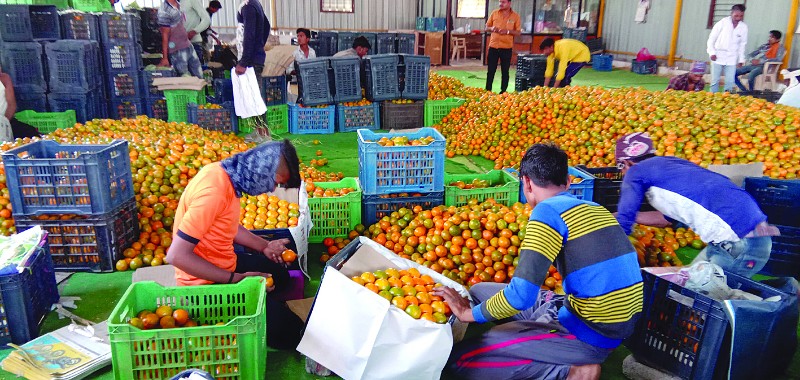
[330,56,380,132]
[99,12,143,119]
[363,54,400,102]
[290,57,335,134]
[358,128,446,225]
[45,39,105,122]
[56,11,106,121]
[514,54,547,91]
[137,8,161,55]
[1,139,138,272]
[744,177,800,277]
[0,5,54,112]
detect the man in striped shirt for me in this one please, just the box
[434,143,643,379]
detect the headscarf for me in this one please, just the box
[221,140,300,197]
[615,132,656,163]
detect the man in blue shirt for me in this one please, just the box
[614,132,780,277]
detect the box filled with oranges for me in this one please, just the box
[305,178,362,243]
[297,236,468,380]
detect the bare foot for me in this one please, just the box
[567,364,600,380]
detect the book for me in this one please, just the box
[0,322,111,380]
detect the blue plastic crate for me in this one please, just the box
[187,102,238,134]
[336,31,355,53]
[397,33,415,55]
[2,139,134,217]
[140,68,176,98]
[28,5,59,40]
[592,54,613,71]
[288,103,335,134]
[0,41,46,93]
[508,167,594,203]
[362,192,444,226]
[744,177,800,227]
[426,17,445,32]
[102,41,141,72]
[380,100,424,130]
[60,12,100,40]
[357,127,445,195]
[14,197,138,272]
[108,97,142,119]
[261,75,287,106]
[375,33,396,54]
[47,90,99,123]
[212,77,233,103]
[626,269,791,380]
[45,39,97,92]
[632,59,657,75]
[0,5,32,42]
[336,102,379,132]
[400,54,430,100]
[106,69,141,98]
[329,56,361,103]
[363,54,400,102]
[760,224,800,278]
[0,239,59,347]
[143,96,167,120]
[316,31,338,57]
[15,89,46,112]
[99,12,138,44]
[296,58,333,106]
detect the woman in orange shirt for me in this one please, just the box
[166,139,304,348]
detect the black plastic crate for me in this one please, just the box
[363,54,400,102]
[28,5,59,40]
[516,54,547,78]
[60,12,100,40]
[14,198,138,272]
[744,177,800,227]
[329,56,361,103]
[106,70,141,98]
[626,269,793,380]
[336,31,355,53]
[212,78,233,103]
[144,96,167,120]
[380,100,424,130]
[140,68,176,98]
[0,5,32,42]
[315,31,337,57]
[260,75,287,106]
[397,33,415,55]
[187,102,238,134]
[399,54,429,100]
[296,58,333,106]
[632,59,658,75]
[109,97,142,119]
[99,12,139,44]
[15,89,46,112]
[362,192,444,226]
[0,240,59,347]
[45,39,98,92]
[0,41,46,93]
[562,27,587,42]
[760,224,800,278]
[738,90,782,103]
[48,90,101,123]
[575,165,654,213]
[375,33,396,54]
[102,41,141,72]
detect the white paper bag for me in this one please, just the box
[231,67,267,118]
[297,238,469,380]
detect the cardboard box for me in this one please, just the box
[297,237,469,380]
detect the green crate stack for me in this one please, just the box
[424,97,465,127]
[14,110,76,134]
[444,169,520,207]
[108,278,267,380]
[164,89,205,123]
[238,105,289,136]
[307,177,362,243]
[69,0,112,12]
[0,0,69,7]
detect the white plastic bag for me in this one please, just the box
[231,67,267,118]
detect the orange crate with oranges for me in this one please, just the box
[306,178,362,243]
[298,236,468,380]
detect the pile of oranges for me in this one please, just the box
[300,163,343,182]
[351,267,453,324]
[428,72,487,101]
[371,135,435,147]
[631,224,705,267]
[129,305,198,330]
[305,181,357,198]
[239,194,300,231]
[341,98,372,107]
[436,86,799,178]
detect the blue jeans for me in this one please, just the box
[710,62,738,93]
[735,64,763,91]
[691,236,772,278]
[169,46,203,79]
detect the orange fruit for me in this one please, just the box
[172,309,190,326]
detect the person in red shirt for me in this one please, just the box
[166,139,304,348]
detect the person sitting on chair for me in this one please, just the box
[735,30,785,92]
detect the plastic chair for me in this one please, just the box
[450,37,467,61]
[753,61,783,91]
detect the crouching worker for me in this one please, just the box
[166,140,305,349]
[434,143,643,380]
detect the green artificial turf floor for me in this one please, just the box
[0,67,795,380]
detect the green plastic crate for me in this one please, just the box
[165,89,205,123]
[266,104,289,135]
[424,97,465,127]
[0,0,69,7]
[307,177,362,243]
[14,110,77,134]
[444,169,520,207]
[108,277,267,380]
[69,0,111,11]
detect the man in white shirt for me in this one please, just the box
[293,28,317,62]
[706,4,748,93]
[181,0,212,65]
